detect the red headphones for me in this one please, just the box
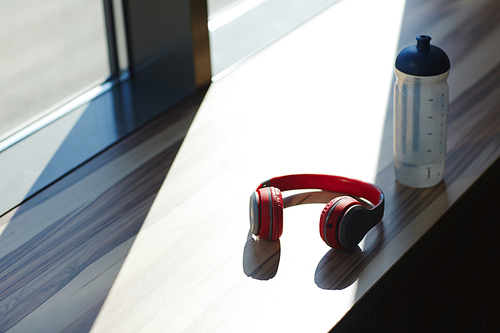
[249,174,384,250]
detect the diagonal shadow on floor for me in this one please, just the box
[0,86,207,332]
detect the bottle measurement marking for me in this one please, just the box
[425,97,439,155]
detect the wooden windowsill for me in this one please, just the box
[1,0,500,331]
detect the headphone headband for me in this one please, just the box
[256,174,384,208]
[251,174,385,249]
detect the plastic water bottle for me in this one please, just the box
[393,35,450,188]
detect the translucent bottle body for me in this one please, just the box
[393,69,449,188]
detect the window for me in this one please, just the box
[0,0,340,215]
[0,0,109,141]
[0,0,210,215]
[207,0,342,79]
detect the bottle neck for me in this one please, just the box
[395,69,449,83]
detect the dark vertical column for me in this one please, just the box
[122,0,211,90]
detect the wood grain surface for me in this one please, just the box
[0,91,204,332]
[1,0,500,332]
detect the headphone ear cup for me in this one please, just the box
[271,187,283,240]
[256,187,283,240]
[319,196,360,249]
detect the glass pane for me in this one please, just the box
[0,0,109,140]
[207,0,339,79]
[207,0,249,20]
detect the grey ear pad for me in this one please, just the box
[337,205,371,249]
[249,192,260,235]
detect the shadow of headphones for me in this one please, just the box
[249,174,385,250]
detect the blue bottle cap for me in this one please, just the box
[395,35,450,76]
